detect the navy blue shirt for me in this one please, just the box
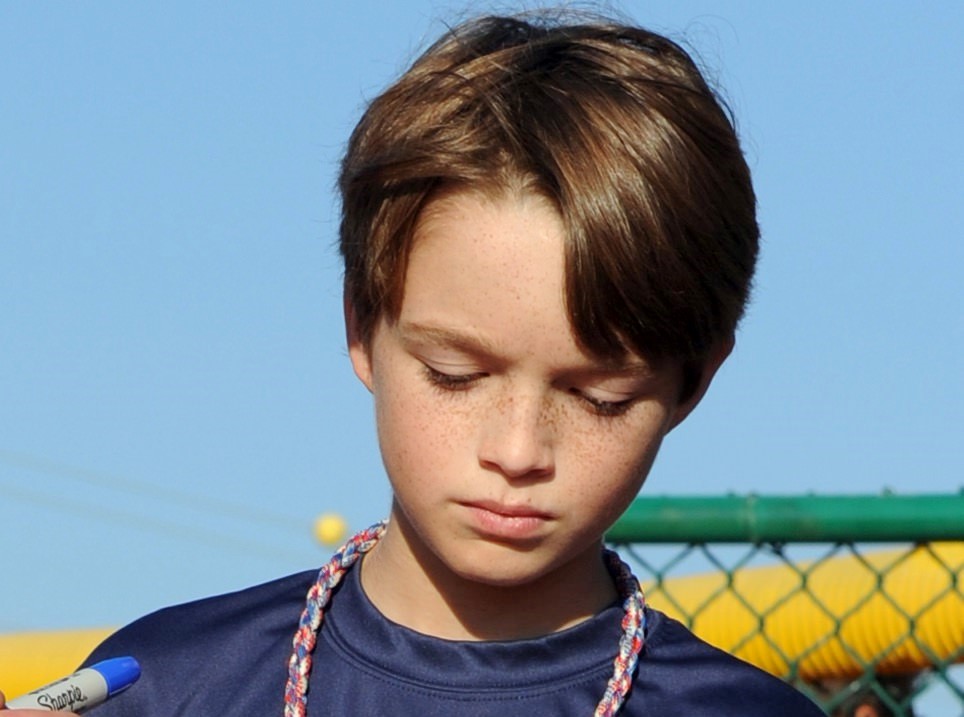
[84,564,823,715]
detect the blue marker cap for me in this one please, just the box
[89,657,141,696]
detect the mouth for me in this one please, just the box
[459,500,554,541]
[464,499,553,518]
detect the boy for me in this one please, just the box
[3,11,823,716]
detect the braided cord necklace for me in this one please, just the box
[284,521,646,716]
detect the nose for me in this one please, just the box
[477,389,554,482]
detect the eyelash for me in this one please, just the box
[423,365,484,392]
[424,364,635,418]
[574,390,635,418]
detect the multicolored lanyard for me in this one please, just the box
[284,521,645,716]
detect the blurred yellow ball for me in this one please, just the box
[314,513,348,547]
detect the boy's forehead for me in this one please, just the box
[398,187,673,373]
[405,186,564,287]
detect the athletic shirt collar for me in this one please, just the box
[320,561,630,693]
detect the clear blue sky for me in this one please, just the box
[1,0,961,666]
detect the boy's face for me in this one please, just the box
[349,189,712,590]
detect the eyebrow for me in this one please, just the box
[396,321,500,356]
[396,320,657,378]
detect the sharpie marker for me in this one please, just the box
[7,657,140,713]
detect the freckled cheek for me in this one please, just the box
[560,438,656,532]
[558,413,666,501]
[373,378,476,490]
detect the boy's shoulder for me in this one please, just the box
[89,567,317,656]
[81,568,318,715]
[635,607,824,715]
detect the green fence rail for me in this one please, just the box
[607,494,964,717]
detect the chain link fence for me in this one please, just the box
[607,494,964,716]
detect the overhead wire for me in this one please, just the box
[0,477,297,563]
[0,448,306,533]
[0,448,319,560]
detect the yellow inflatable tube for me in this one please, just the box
[0,627,112,700]
[643,542,964,680]
[2,544,962,695]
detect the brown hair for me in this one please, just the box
[340,12,758,385]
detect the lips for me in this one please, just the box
[460,500,554,541]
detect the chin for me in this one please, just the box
[440,541,567,589]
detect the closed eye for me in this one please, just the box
[570,388,636,417]
[423,364,486,391]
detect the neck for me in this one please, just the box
[359,510,617,641]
